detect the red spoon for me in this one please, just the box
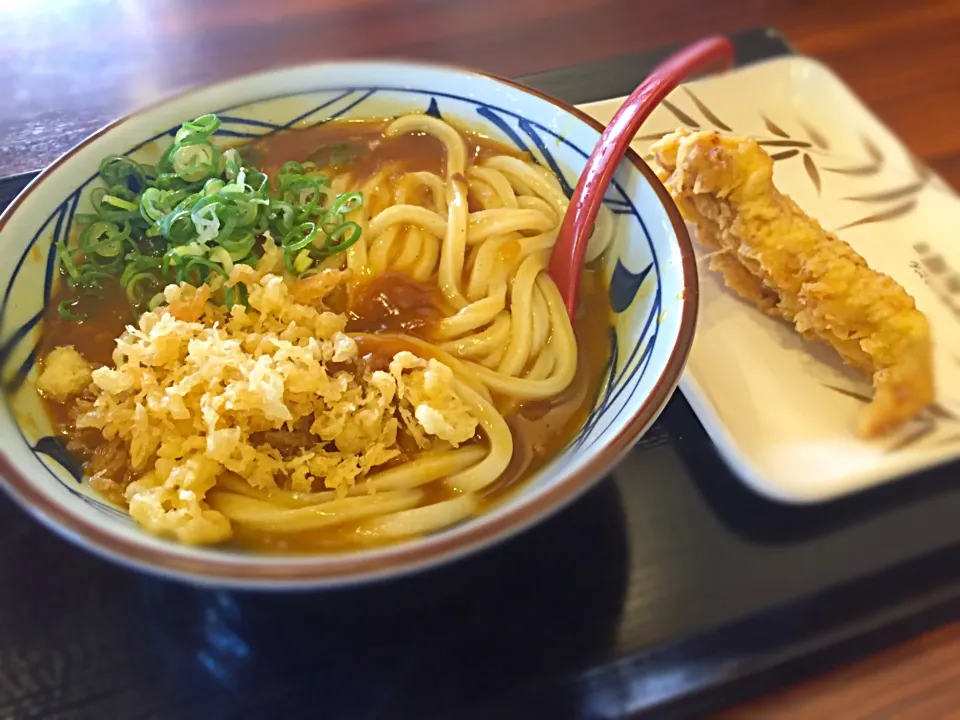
[548,36,735,318]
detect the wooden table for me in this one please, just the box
[3,1,960,717]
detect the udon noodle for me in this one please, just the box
[36,112,613,552]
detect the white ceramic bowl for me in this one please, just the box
[0,61,696,589]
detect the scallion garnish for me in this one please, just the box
[55,113,365,320]
[57,298,90,321]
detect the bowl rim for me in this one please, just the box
[0,58,698,588]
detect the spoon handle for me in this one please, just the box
[549,36,735,318]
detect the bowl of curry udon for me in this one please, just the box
[0,61,695,588]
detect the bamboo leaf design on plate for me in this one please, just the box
[836,199,918,231]
[824,135,884,175]
[933,433,960,448]
[822,162,882,176]
[800,119,830,149]
[758,139,813,149]
[822,384,871,403]
[771,149,800,162]
[636,131,672,142]
[822,385,959,451]
[661,99,699,128]
[928,402,960,421]
[762,115,791,138]
[842,181,925,203]
[887,421,936,452]
[803,154,822,195]
[683,89,731,131]
[862,135,884,164]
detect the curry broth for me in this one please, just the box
[242,118,531,184]
[38,117,612,554]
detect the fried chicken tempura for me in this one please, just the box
[651,128,933,437]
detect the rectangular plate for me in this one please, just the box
[579,57,960,503]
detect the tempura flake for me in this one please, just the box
[652,128,934,437]
[57,259,480,545]
[37,346,92,401]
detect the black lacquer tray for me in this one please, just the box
[3,29,960,720]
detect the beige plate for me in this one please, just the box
[579,56,960,503]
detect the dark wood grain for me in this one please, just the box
[715,625,960,720]
[2,0,960,185]
[3,1,960,718]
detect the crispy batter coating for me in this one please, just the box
[652,128,934,437]
[36,345,92,401]
[63,267,479,545]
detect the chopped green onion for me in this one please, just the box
[175,114,221,146]
[71,268,114,289]
[173,191,203,213]
[55,112,368,321]
[279,175,325,220]
[223,148,243,180]
[78,221,131,258]
[209,246,234,275]
[139,188,166,223]
[124,272,160,303]
[223,281,250,310]
[120,255,162,288]
[269,200,297,236]
[245,169,269,193]
[153,172,189,191]
[171,243,208,258]
[180,255,228,285]
[203,178,225,196]
[89,186,140,222]
[282,222,319,253]
[220,231,256,258]
[330,191,363,216]
[161,209,195,244]
[293,249,313,274]
[283,250,299,276]
[57,299,89,321]
[280,161,305,176]
[102,194,139,212]
[172,143,221,183]
[56,241,81,280]
[99,156,147,192]
[318,220,362,256]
